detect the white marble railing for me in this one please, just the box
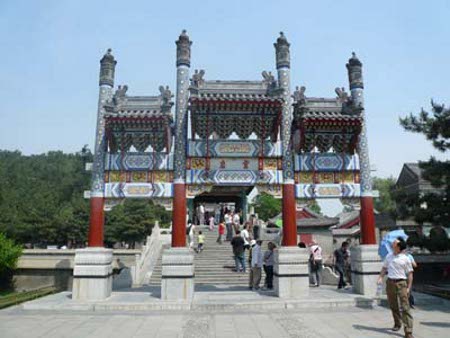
[131,222,163,286]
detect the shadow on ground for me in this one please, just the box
[352,324,404,337]
[420,321,450,328]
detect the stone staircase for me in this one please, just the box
[148,225,266,287]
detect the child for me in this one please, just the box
[197,231,205,253]
[216,222,225,244]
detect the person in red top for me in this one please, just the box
[216,222,225,244]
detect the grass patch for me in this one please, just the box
[0,287,56,309]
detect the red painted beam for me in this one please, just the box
[282,183,297,246]
[172,183,187,247]
[88,197,105,247]
[360,196,377,244]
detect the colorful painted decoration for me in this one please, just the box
[104,183,173,198]
[105,153,173,171]
[294,153,359,172]
[186,169,282,185]
[187,140,282,157]
[295,183,361,199]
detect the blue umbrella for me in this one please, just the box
[378,229,409,259]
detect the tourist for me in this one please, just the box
[231,230,246,272]
[241,223,251,250]
[377,237,414,338]
[209,215,215,231]
[188,221,196,250]
[310,241,323,287]
[216,221,225,244]
[214,203,221,224]
[251,214,260,240]
[405,248,418,308]
[198,203,205,225]
[251,240,263,290]
[197,231,205,253]
[224,211,233,241]
[263,241,275,290]
[232,210,241,233]
[248,240,256,289]
[333,241,349,289]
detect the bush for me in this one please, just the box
[0,233,22,290]
[424,226,450,253]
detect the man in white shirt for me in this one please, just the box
[241,224,251,249]
[378,237,414,338]
[232,211,241,233]
[251,240,263,290]
[198,203,205,225]
[224,211,233,241]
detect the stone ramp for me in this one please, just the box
[149,225,268,287]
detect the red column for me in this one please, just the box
[360,196,376,244]
[172,182,187,247]
[88,197,104,247]
[282,183,297,246]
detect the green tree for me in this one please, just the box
[398,100,450,227]
[253,193,282,221]
[372,177,397,217]
[105,199,171,248]
[0,147,92,247]
[0,233,22,290]
[307,200,322,215]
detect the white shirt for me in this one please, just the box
[310,245,322,260]
[233,214,240,225]
[383,253,413,280]
[241,229,250,245]
[251,244,263,267]
[224,214,231,224]
[199,205,205,214]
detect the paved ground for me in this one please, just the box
[2,288,450,338]
[1,303,450,338]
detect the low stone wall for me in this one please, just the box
[14,249,140,292]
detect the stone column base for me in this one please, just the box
[274,247,309,298]
[161,248,194,301]
[72,248,113,301]
[351,244,382,296]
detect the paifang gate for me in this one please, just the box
[87,31,376,250]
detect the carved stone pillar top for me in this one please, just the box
[99,49,117,87]
[274,32,290,69]
[176,30,192,67]
[346,52,363,90]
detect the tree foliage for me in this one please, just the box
[398,100,450,227]
[253,193,282,221]
[372,177,397,217]
[0,233,22,290]
[0,148,171,248]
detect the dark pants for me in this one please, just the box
[234,253,246,272]
[335,265,345,288]
[264,265,274,289]
[253,225,260,240]
[226,223,233,241]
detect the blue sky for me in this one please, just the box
[0,0,449,178]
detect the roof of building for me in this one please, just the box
[331,227,360,236]
[102,86,174,152]
[189,71,283,141]
[396,162,437,195]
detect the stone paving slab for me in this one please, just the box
[1,303,450,338]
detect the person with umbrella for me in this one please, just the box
[377,237,414,338]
